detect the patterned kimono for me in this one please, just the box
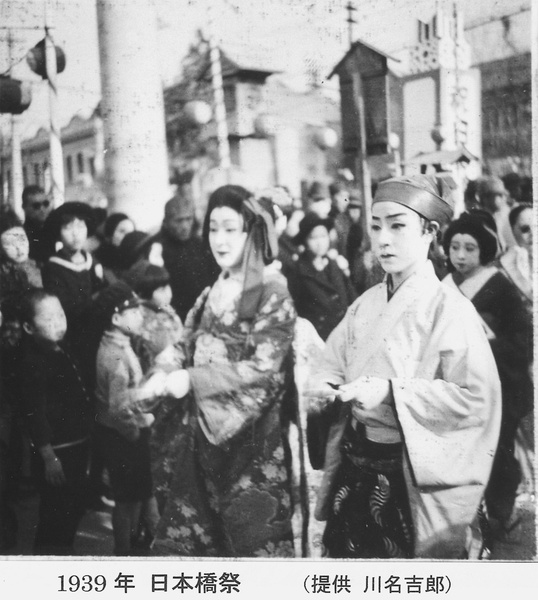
[151,266,297,557]
[312,261,502,558]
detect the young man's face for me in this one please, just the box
[1,226,30,264]
[165,214,194,242]
[60,218,88,253]
[24,192,52,224]
[26,296,67,344]
[152,284,173,307]
[371,201,431,283]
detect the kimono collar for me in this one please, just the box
[49,250,93,272]
[385,259,435,300]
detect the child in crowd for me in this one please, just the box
[92,282,160,555]
[288,212,356,341]
[0,208,42,289]
[42,201,105,386]
[42,201,104,327]
[18,289,92,555]
[123,263,184,373]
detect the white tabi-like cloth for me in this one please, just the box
[312,260,502,558]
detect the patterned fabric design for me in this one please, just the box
[151,269,297,557]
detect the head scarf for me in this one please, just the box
[372,174,456,226]
[238,197,279,320]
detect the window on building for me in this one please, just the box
[89,156,95,177]
[77,152,84,174]
[34,163,40,185]
[66,155,73,183]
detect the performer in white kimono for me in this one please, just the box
[307,175,502,559]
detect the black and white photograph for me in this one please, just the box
[0,0,535,595]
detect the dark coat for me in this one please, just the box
[288,254,356,341]
[158,229,220,322]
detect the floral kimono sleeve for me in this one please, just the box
[188,280,296,446]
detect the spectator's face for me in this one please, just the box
[333,190,348,214]
[113,305,144,336]
[208,206,247,272]
[1,226,29,264]
[306,225,330,258]
[60,218,88,253]
[111,219,135,247]
[165,214,194,242]
[309,197,331,219]
[448,233,482,279]
[152,284,172,307]
[26,296,67,344]
[348,207,361,224]
[513,207,532,252]
[24,192,52,224]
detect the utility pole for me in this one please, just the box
[7,29,24,219]
[44,13,65,207]
[346,2,357,47]
[206,1,231,179]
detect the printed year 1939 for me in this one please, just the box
[58,575,107,592]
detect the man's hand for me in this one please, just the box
[304,381,340,413]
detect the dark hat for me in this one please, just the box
[92,281,141,325]
[44,201,95,241]
[442,209,500,267]
[307,181,330,201]
[122,261,170,299]
[294,212,332,246]
[118,230,154,270]
[0,207,24,236]
[373,175,456,226]
[103,212,132,240]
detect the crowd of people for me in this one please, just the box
[0,171,533,559]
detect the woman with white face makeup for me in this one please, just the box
[307,175,502,560]
[144,185,297,558]
[442,210,533,544]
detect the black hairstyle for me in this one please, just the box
[0,206,24,236]
[123,263,170,300]
[508,203,532,229]
[19,288,57,326]
[103,212,133,240]
[21,185,46,207]
[202,185,256,244]
[442,209,499,270]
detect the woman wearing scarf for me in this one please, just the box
[142,185,297,557]
[442,210,533,541]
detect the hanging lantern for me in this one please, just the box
[314,127,338,150]
[0,77,32,114]
[26,39,66,80]
[183,101,212,126]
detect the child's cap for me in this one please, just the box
[92,281,141,324]
[44,201,95,241]
[123,262,170,299]
[372,175,456,226]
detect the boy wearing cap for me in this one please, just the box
[307,175,502,559]
[93,283,160,555]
